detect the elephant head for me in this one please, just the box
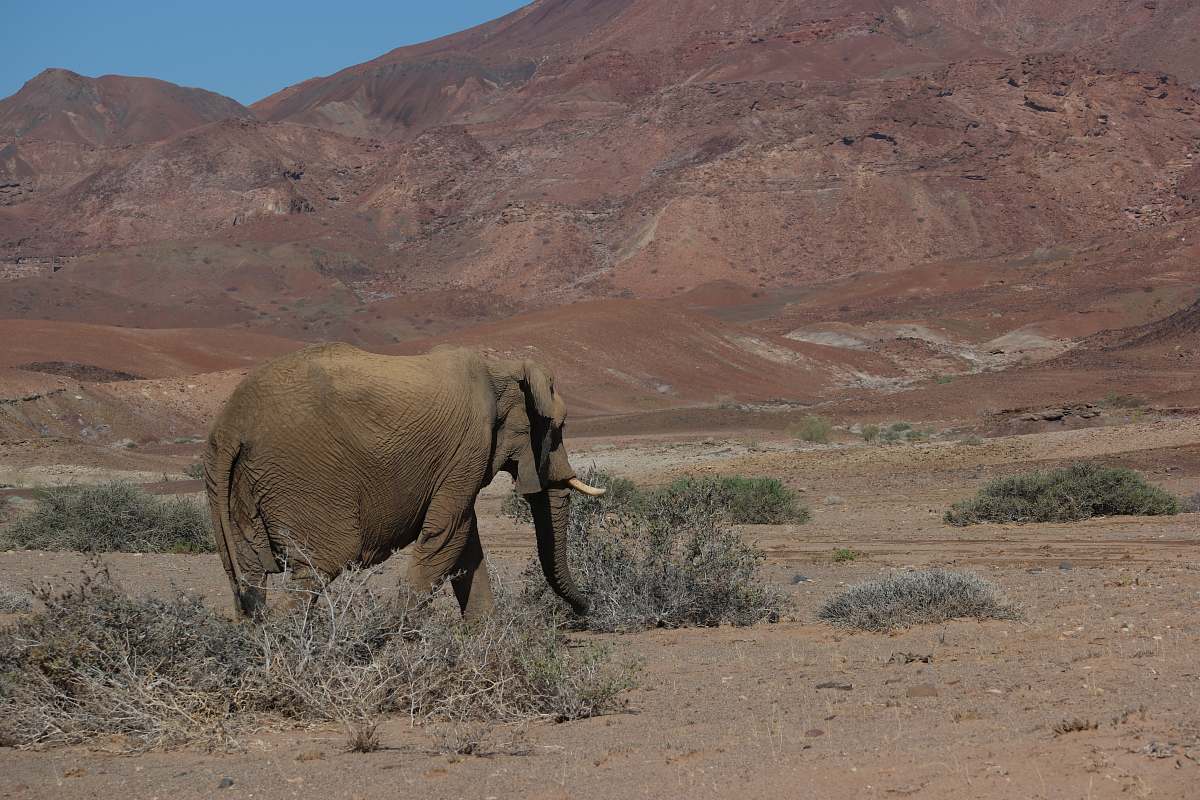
[488,358,603,615]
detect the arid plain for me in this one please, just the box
[2,0,1200,797]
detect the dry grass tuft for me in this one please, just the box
[345,721,382,753]
[817,569,1020,633]
[1052,718,1099,736]
[0,584,33,614]
[0,481,213,553]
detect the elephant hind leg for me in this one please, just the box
[225,469,279,619]
[230,569,267,619]
[275,560,339,614]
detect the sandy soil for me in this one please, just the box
[1,417,1198,799]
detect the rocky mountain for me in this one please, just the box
[0,68,252,146]
[0,0,1198,416]
[252,0,1200,139]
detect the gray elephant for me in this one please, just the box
[203,343,604,620]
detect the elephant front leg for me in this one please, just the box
[405,506,494,621]
[449,513,495,622]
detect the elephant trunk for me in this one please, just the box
[528,487,589,615]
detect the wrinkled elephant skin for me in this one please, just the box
[203,343,596,620]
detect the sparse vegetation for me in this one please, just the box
[503,472,641,524]
[860,424,880,443]
[831,547,862,563]
[1052,718,1099,736]
[790,415,832,444]
[0,563,632,750]
[817,569,1021,632]
[521,470,790,632]
[0,481,214,553]
[715,394,740,410]
[875,421,934,445]
[505,473,808,527]
[945,463,1180,526]
[183,462,206,480]
[1183,492,1200,513]
[1102,393,1145,409]
[656,476,809,525]
[430,722,531,758]
[0,585,32,614]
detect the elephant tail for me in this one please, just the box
[205,433,273,617]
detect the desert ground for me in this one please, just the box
[1,411,1197,800]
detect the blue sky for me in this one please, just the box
[1,1,529,104]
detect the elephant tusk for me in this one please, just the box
[566,477,606,497]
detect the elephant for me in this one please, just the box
[203,343,605,621]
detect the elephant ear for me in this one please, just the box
[515,361,559,495]
[521,360,561,423]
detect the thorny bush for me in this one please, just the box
[520,470,790,632]
[0,562,633,751]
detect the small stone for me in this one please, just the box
[816,681,853,691]
[824,495,844,506]
[906,685,939,698]
[804,728,825,737]
[217,777,234,789]
[791,574,811,584]
[1059,561,1073,571]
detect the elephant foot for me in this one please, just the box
[231,573,268,620]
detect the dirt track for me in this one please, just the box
[2,417,1198,799]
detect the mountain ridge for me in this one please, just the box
[0,68,253,146]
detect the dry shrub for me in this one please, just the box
[0,585,32,613]
[505,473,808,526]
[1052,718,1099,736]
[878,422,931,444]
[503,472,641,524]
[945,463,1180,526]
[790,415,832,443]
[522,471,790,632]
[0,563,633,751]
[429,721,532,757]
[817,570,1020,632]
[0,481,213,553]
[656,476,809,525]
